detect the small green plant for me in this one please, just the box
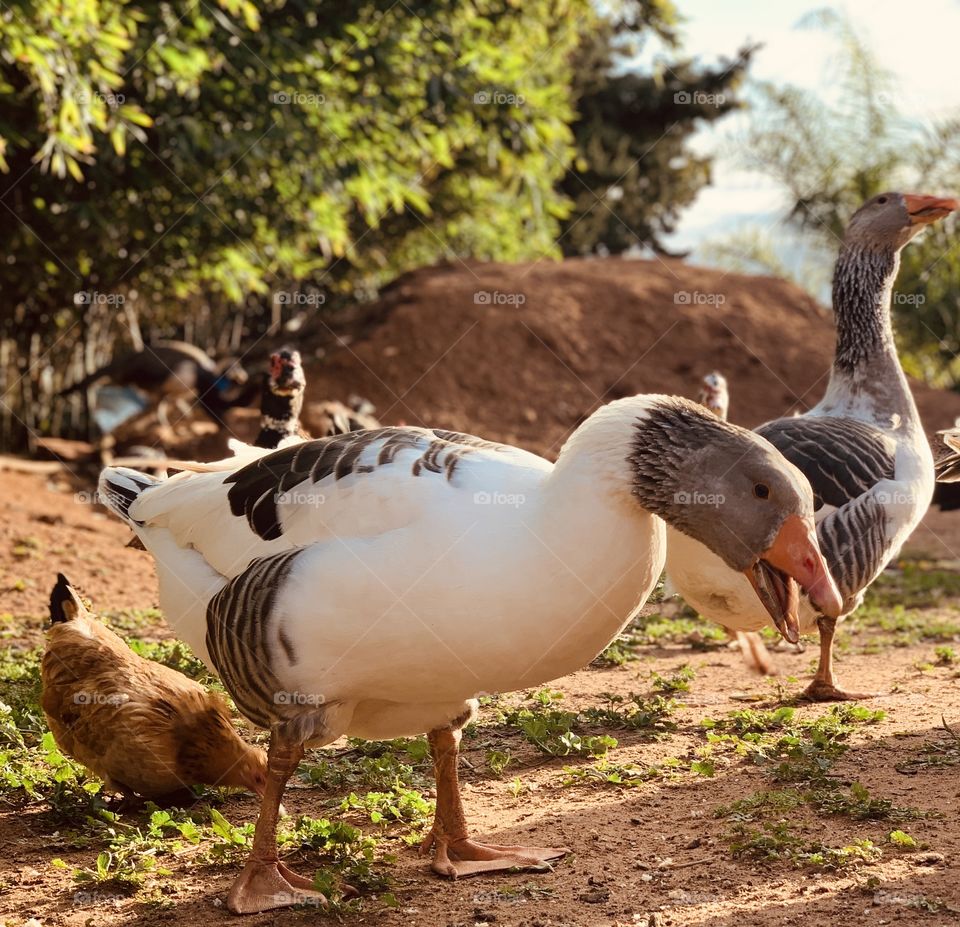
[934,646,956,666]
[897,718,960,773]
[651,664,695,694]
[485,749,512,778]
[887,829,918,848]
[728,820,881,869]
[504,707,618,757]
[561,756,681,789]
[341,786,433,832]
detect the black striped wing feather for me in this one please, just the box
[816,493,888,608]
[224,426,506,540]
[755,416,896,511]
[756,415,899,612]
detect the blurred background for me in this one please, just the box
[2,0,959,461]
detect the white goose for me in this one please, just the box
[98,395,841,913]
[667,192,957,700]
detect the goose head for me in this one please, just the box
[627,398,842,640]
[845,192,958,252]
[267,348,306,396]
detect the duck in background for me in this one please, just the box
[41,574,268,802]
[254,349,311,449]
[667,192,957,700]
[99,395,840,912]
[254,347,381,448]
[697,371,729,420]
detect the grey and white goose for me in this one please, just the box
[98,395,840,913]
[254,349,310,449]
[667,192,957,700]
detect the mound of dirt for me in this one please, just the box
[298,256,960,458]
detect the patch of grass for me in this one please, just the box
[629,612,727,646]
[727,820,881,869]
[504,707,618,757]
[866,563,960,610]
[340,787,433,833]
[703,705,885,784]
[719,783,930,825]
[583,693,678,735]
[300,750,426,793]
[124,639,216,686]
[561,755,683,789]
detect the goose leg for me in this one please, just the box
[420,726,568,878]
[732,630,777,676]
[226,734,327,914]
[801,615,878,701]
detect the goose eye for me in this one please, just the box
[753,483,770,499]
[877,196,888,205]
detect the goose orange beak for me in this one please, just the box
[904,194,959,225]
[742,514,843,643]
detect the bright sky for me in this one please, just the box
[650,0,960,255]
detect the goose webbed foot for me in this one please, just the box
[423,725,569,880]
[800,679,881,702]
[226,858,329,914]
[422,830,567,878]
[227,733,356,915]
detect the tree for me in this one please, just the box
[0,0,591,448]
[560,3,754,256]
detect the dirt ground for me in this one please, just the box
[1,469,960,927]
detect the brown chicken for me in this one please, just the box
[41,574,268,801]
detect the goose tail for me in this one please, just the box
[98,466,161,526]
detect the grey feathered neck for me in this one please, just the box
[832,245,899,374]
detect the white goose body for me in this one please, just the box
[105,402,673,738]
